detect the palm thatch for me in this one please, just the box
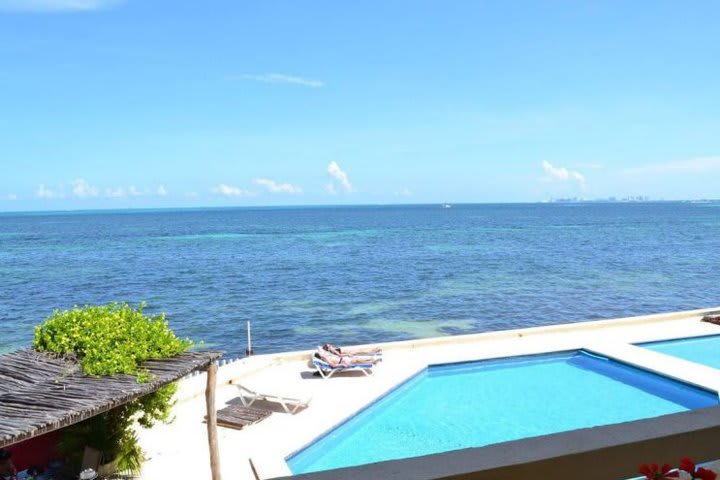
[0,349,221,448]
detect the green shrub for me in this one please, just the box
[34,302,192,377]
[34,303,194,474]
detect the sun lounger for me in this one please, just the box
[312,356,376,379]
[233,384,312,414]
[318,344,383,361]
[209,404,272,429]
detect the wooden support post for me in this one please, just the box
[206,362,222,480]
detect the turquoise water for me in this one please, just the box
[288,351,718,474]
[642,335,720,369]
[2,203,720,356]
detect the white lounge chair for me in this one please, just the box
[233,384,311,414]
[318,344,383,361]
[312,356,376,379]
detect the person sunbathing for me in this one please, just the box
[315,350,380,367]
[321,343,382,357]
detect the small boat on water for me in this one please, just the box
[442,203,452,209]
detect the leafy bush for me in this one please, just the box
[34,302,192,377]
[34,303,194,474]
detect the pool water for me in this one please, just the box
[642,335,720,369]
[288,351,718,474]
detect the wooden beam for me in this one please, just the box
[206,362,222,480]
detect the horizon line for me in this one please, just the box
[1,199,717,216]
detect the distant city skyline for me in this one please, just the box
[1,1,719,211]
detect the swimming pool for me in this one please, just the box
[641,335,720,369]
[287,351,718,474]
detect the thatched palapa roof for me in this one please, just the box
[0,349,221,448]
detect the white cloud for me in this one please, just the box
[236,73,325,88]
[0,0,123,12]
[624,156,720,175]
[36,184,62,199]
[212,183,252,197]
[327,161,352,194]
[105,185,167,198]
[72,178,99,198]
[542,161,586,186]
[6,193,18,200]
[105,187,125,198]
[128,186,144,197]
[254,178,303,194]
[394,188,413,197]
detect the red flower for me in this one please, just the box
[696,470,718,480]
[682,459,699,474]
[679,457,717,480]
[639,463,679,479]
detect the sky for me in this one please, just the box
[1,0,719,211]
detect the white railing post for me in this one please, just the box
[246,320,254,357]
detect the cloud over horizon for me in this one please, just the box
[212,183,252,197]
[254,178,303,194]
[36,184,63,199]
[103,185,168,199]
[105,187,125,198]
[236,73,325,88]
[72,178,99,198]
[326,161,353,194]
[33,181,170,200]
[541,160,586,187]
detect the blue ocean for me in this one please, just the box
[1,203,719,358]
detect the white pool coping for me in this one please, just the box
[135,307,720,480]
